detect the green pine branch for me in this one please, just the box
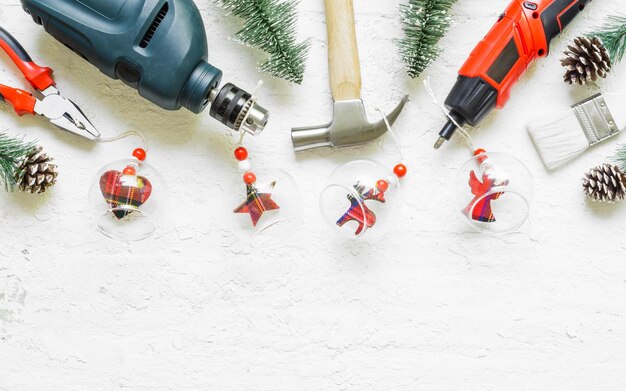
[588,14,626,65]
[0,132,35,192]
[612,144,626,172]
[396,0,457,79]
[217,0,311,84]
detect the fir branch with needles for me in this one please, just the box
[216,0,311,84]
[588,14,626,65]
[396,0,457,79]
[0,132,36,192]
[612,144,626,173]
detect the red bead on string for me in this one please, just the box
[393,164,407,178]
[234,147,248,161]
[243,171,257,185]
[474,148,488,164]
[376,179,389,193]
[133,148,147,161]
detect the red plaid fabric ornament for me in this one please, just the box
[234,183,280,226]
[100,170,152,219]
[337,183,386,236]
[464,170,504,223]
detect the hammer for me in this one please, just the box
[291,0,408,151]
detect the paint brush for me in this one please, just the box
[527,92,626,170]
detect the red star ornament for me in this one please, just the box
[234,184,280,226]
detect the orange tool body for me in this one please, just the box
[436,0,591,148]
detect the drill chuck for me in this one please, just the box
[209,83,269,136]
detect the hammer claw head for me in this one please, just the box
[291,95,409,152]
[386,95,410,126]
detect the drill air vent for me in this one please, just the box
[140,2,169,48]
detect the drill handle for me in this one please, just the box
[538,0,591,47]
[325,0,362,101]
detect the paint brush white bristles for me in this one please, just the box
[528,92,626,170]
[528,111,590,170]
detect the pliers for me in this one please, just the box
[0,27,99,140]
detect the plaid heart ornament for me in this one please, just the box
[99,170,152,219]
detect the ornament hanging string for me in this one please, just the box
[236,80,264,146]
[229,80,282,228]
[370,103,410,186]
[375,106,406,163]
[97,130,149,152]
[96,130,150,187]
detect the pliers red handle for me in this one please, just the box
[0,27,99,139]
[0,86,36,116]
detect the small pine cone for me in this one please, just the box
[582,164,626,203]
[561,36,611,85]
[14,146,58,194]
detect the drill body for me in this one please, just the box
[437,0,591,147]
[19,0,269,135]
[21,0,221,113]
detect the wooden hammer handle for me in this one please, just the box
[324,0,361,101]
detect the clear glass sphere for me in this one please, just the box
[454,151,533,234]
[88,158,167,241]
[320,159,401,239]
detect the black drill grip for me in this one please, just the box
[540,0,591,48]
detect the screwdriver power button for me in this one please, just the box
[523,2,538,10]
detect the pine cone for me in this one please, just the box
[561,36,611,85]
[14,146,58,194]
[582,164,626,202]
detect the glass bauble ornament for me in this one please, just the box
[88,157,167,241]
[454,151,533,234]
[320,159,402,239]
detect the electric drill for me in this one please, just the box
[19,0,269,136]
[434,0,591,149]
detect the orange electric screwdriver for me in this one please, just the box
[434,0,592,149]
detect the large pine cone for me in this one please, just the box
[582,163,626,203]
[14,146,58,194]
[561,36,611,85]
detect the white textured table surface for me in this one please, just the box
[2,0,626,389]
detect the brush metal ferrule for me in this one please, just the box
[573,93,619,146]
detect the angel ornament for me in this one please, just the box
[464,151,510,223]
